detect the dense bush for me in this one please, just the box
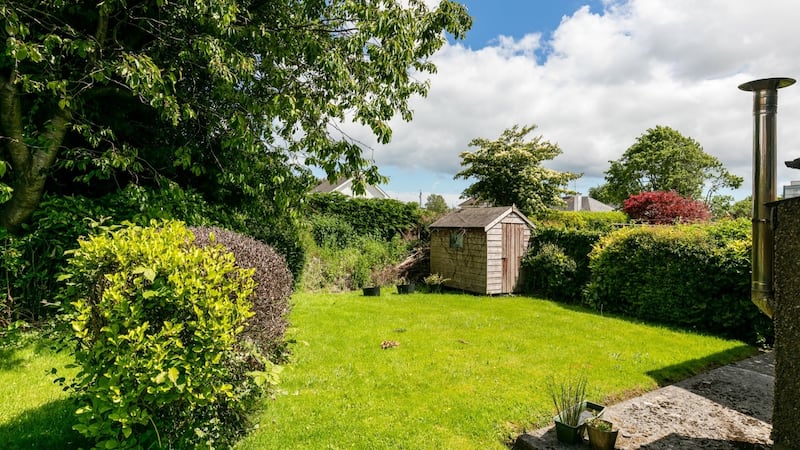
[307,192,421,240]
[584,219,771,344]
[522,243,578,300]
[522,227,607,302]
[623,190,711,224]
[301,234,408,291]
[228,203,306,285]
[191,227,293,363]
[308,214,359,249]
[1,184,226,321]
[57,221,269,448]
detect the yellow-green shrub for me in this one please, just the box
[56,221,264,448]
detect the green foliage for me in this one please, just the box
[537,210,628,231]
[190,227,294,364]
[226,202,307,284]
[301,234,408,291]
[309,214,359,249]
[584,220,771,344]
[522,243,578,301]
[522,227,607,302]
[0,184,226,321]
[56,221,267,448]
[547,372,587,426]
[424,194,449,213]
[595,125,743,206]
[454,124,581,215]
[0,0,471,229]
[307,193,421,240]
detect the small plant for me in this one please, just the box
[587,415,612,431]
[423,273,450,292]
[546,372,588,426]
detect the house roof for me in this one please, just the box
[429,206,534,231]
[311,177,390,199]
[557,195,615,212]
[457,197,494,208]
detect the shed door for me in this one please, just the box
[502,223,525,293]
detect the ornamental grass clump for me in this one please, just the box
[547,373,588,426]
[56,220,268,449]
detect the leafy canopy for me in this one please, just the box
[454,124,580,215]
[0,0,471,229]
[424,193,449,213]
[590,125,743,206]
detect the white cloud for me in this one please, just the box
[341,0,800,200]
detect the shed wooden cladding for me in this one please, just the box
[429,206,534,295]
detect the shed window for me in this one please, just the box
[450,231,464,249]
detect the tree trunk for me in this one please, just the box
[0,72,70,231]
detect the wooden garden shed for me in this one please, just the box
[429,206,534,295]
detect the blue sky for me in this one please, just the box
[337,0,800,207]
[458,1,605,52]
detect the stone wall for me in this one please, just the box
[772,196,800,449]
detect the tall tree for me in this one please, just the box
[0,0,471,230]
[592,125,743,207]
[424,193,448,213]
[454,124,580,215]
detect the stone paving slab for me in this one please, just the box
[514,352,774,450]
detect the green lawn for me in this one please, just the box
[0,292,756,449]
[236,291,756,449]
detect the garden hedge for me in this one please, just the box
[584,219,772,344]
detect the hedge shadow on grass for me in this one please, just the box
[645,345,757,387]
[0,398,87,449]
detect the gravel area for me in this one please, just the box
[515,352,774,449]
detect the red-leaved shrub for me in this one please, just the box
[623,190,711,224]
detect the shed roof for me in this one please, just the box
[429,206,534,231]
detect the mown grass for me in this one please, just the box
[236,291,756,449]
[0,331,86,449]
[0,292,756,449]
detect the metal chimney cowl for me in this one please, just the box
[738,77,796,318]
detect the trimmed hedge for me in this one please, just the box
[190,227,294,363]
[584,219,771,344]
[307,192,421,240]
[537,210,628,231]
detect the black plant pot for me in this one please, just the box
[362,286,381,296]
[397,283,415,294]
[554,420,584,445]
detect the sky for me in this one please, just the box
[338,0,800,207]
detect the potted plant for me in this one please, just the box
[423,273,449,293]
[361,270,382,296]
[396,277,415,294]
[586,416,618,450]
[547,374,605,444]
